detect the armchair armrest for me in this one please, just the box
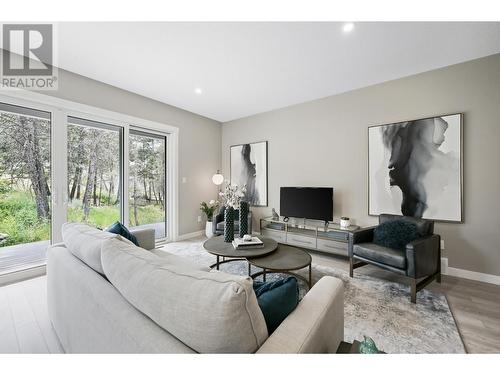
[348,226,376,257]
[256,276,344,353]
[212,210,225,234]
[406,234,440,278]
[129,228,155,250]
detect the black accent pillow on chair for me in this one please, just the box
[373,219,421,251]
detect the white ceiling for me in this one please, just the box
[52,22,500,122]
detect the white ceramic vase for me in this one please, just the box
[205,221,214,238]
[340,218,351,229]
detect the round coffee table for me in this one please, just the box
[248,244,313,288]
[203,235,278,270]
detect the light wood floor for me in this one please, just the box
[0,239,499,353]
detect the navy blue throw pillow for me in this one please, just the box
[106,221,139,246]
[253,276,299,334]
[373,219,421,251]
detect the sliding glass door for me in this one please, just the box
[0,96,173,277]
[66,117,123,228]
[128,129,167,239]
[0,102,51,275]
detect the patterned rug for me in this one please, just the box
[160,237,466,354]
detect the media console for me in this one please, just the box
[260,217,361,257]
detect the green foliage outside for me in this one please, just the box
[0,188,165,248]
[0,190,49,247]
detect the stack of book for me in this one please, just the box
[232,237,264,250]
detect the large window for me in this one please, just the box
[129,130,167,239]
[0,94,175,278]
[67,117,122,228]
[0,102,51,275]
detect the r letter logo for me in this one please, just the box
[1,23,58,90]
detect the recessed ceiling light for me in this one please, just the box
[342,22,355,33]
[194,87,203,95]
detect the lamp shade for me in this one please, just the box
[212,171,224,185]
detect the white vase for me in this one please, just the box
[205,221,214,238]
[340,218,351,229]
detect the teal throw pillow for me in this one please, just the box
[253,276,299,334]
[106,221,139,246]
[373,219,421,251]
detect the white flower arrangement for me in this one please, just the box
[219,181,247,209]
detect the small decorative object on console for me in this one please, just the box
[271,208,279,220]
[340,216,351,229]
[243,234,252,241]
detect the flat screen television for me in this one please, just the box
[280,187,333,222]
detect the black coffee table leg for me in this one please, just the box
[248,262,251,276]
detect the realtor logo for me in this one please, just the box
[1,23,58,90]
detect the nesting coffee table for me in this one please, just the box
[248,244,312,288]
[203,235,278,270]
[203,236,313,288]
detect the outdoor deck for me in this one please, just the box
[0,241,49,276]
[0,222,166,276]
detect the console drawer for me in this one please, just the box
[286,233,316,249]
[317,239,348,255]
[261,229,286,243]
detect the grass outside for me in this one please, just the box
[0,191,165,247]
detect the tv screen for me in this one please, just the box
[280,187,333,222]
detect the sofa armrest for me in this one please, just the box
[348,226,376,257]
[256,276,344,353]
[130,228,156,250]
[406,234,440,278]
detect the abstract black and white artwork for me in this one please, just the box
[368,114,463,222]
[230,141,268,206]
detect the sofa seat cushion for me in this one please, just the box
[353,243,407,269]
[216,221,240,231]
[62,222,119,274]
[253,277,299,334]
[101,238,268,353]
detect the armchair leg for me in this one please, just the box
[410,279,417,304]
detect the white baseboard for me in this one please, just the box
[176,230,205,241]
[441,257,500,285]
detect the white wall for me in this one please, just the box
[222,53,500,277]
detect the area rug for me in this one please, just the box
[160,237,466,354]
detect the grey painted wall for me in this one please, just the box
[44,68,222,236]
[222,53,500,276]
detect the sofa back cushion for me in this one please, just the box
[101,237,268,353]
[62,222,119,274]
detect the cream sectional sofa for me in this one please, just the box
[47,223,344,353]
